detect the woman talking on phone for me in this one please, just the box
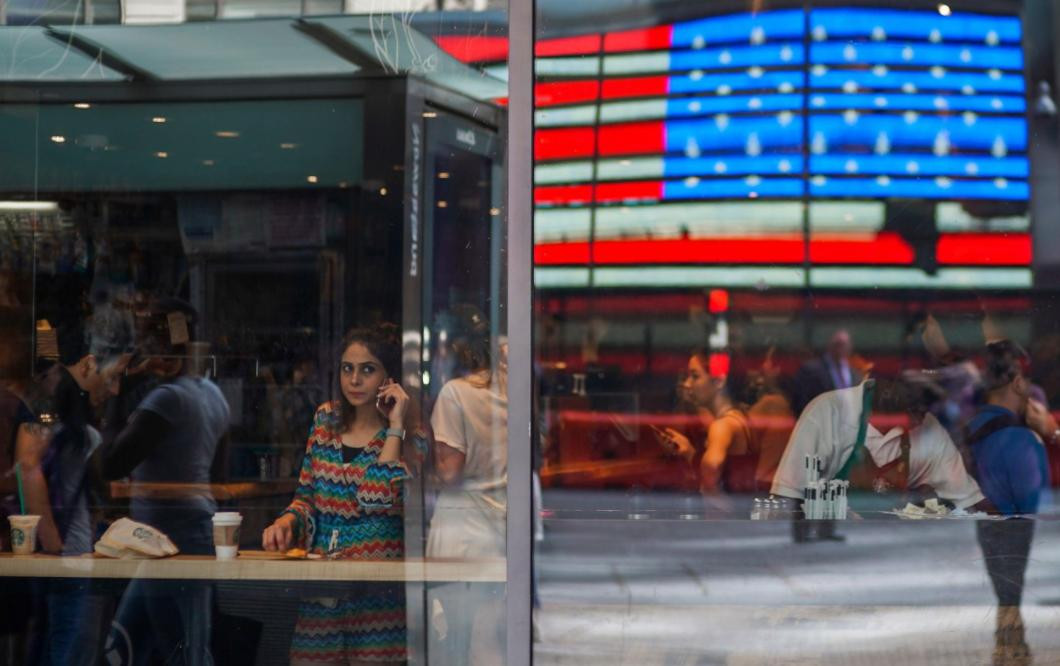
[262,324,410,666]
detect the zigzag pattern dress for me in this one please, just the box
[281,402,408,663]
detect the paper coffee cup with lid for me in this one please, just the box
[9,515,41,556]
[211,512,242,560]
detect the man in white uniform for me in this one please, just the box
[772,381,986,539]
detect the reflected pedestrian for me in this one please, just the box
[792,329,863,415]
[656,350,755,494]
[967,340,1049,665]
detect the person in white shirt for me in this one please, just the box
[427,305,507,665]
[772,380,986,540]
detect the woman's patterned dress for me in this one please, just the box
[281,402,408,663]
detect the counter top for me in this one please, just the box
[0,551,506,582]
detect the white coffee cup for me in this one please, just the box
[211,512,242,560]
[9,515,41,556]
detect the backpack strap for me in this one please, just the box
[960,411,1021,480]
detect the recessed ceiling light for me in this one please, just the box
[280,143,297,149]
[437,200,448,208]
[379,187,388,196]
[152,117,167,124]
[438,172,450,179]
[73,103,91,110]
[50,135,66,143]
[938,4,951,15]
[202,160,215,166]
[307,175,318,184]
[215,131,240,138]
[155,151,168,158]
[422,111,438,118]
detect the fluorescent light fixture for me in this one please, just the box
[0,201,59,212]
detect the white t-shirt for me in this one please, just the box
[771,383,984,509]
[430,375,507,492]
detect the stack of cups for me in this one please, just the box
[9,515,41,556]
[211,512,243,560]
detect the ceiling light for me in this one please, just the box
[938,4,951,16]
[215,131,239,138]
[73,103,91,110]
[438,172,450,179]
[202,160,215,166]
[0,201,59,211]
[280,143,297,149]
[152,117,166,124]
[155,151,168,158]
[379,187,388,196]
[307,175,318,184]
[422,111,438,118]
[50,135,66,143]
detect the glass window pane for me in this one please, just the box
[532,1,1059,664]
[0,2,510,664]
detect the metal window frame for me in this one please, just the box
[506,0,534,664]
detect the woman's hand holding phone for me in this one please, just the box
[376,379,410,429]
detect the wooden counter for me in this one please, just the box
[109,480,299,501]
[0,552,506,582]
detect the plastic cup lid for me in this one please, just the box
[212,512,242,521]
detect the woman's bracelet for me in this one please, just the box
[385,427,406,440]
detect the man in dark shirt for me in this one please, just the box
[792,329,863,415]
[100,298,229,666]
[967,340,1049,665]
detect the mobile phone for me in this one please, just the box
[376,379,396,412]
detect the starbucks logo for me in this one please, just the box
[11,529,24,546]
[132,527,151,541]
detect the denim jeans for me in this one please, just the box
[45,580,109,666]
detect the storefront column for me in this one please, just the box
[506,0,535,664]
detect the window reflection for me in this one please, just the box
[530,1,1057,664]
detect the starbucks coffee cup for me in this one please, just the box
[9,515,41,556]
[211,512,242,560]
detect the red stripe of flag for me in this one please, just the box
[534,241,591,264]
[535,127,596,160]
[534,184,594,206]
[535,237,805,265]
[601,75,669,99]
[603,25,673,52]
[536,80,600,107]
[809,233,914,264]
[433,36,508,64]
[536,34,602,57]
[594,181,665,203]
[937,233,1031,266]
[598,121,665,155]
